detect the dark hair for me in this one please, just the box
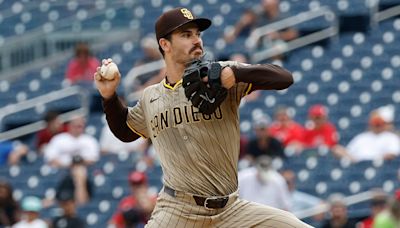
[390,199,400,218]
[56,190,74,202]
[44,110,60,123]
[56,171,93,202]
[122,208,142,226]
[158,33,172,57]
[74,42,91,57]
[0,180,19,214]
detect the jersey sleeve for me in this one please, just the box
[227,81,252,106]
[126,93,149,138]
[219,61,252,104]
[225,61,293,91]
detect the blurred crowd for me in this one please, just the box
[0,110,158,227]
[239,104,399,165]
[1,102,399,227]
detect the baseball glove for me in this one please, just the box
[182,59,228,115]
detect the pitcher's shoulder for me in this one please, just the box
[142,81,164,95]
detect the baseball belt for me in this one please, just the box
[164,185,229,209]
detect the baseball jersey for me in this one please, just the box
[126,71,251,196]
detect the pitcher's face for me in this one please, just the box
[169,24,204,64]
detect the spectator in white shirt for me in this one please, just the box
[99,115,148,154]
[44,115,100,168]
[333,110,400,162]
[99,114,159,170]
[281,169,323,213]
[12,196,48,228]
[238,155,292,211]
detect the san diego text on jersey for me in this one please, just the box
[150,105,223,138]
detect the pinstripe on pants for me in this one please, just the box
[146,189,314,228]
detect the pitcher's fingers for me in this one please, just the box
[94,72,102,81]
[96,66,101,74]
[94,67,103,80]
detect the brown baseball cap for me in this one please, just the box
[155,7,212,41]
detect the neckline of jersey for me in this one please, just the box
[163,79,182,90]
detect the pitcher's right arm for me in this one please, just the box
[94,66,140,142]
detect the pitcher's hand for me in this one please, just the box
[94,66,121,100]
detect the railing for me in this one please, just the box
[372,3,400,23]
[246,7,338,63]
[2,28,137,84]
[0,86,89,141]
[123,59,165,102]
[0,1,138,79]
[122,8,339,101]
[296,190,375,219]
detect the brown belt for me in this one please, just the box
[164,185,229,209]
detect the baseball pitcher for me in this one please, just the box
[95,7,313,228]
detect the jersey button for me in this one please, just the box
[183,136,188,140]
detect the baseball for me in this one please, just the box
[100,58,119,80]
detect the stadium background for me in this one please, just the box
[0,0,399,227]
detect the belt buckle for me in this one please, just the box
[203,196,229,210]
[204,196,219,210]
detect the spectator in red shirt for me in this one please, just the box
[268,106,304,152]
[109,171,157,228]
[36,111,67,153]
[302,104,338,149]
[65,42,100,85]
